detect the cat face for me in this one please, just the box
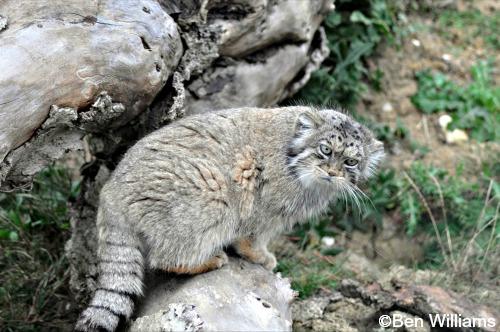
[286,109,384,190]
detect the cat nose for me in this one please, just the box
[328,169,340,177]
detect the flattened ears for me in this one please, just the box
[296,110,324,131]
[369,139,384,154]
[363,139,385,179]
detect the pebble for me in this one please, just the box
[438,114,452,129]
[411,39,421,47]
[321,236,335,247]
[442,53,452,62]
[445,129,468,144]
[438,114,468,144]
[382,102,394,113]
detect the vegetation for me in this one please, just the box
[438,8,500,50]
[412,60,499,142]
[0,167,80,331]
[293,0,397,107]
[279,1,499,297]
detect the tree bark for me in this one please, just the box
[0,0,332,190]
[0,0,332,330]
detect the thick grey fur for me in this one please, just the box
[75,106,384,331]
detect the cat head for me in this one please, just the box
[286,108,384,190]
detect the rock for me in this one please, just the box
[411,39,421,47]
[292,292,370,332]
[437,114,468,144]
[336,251,383,282]
[129,258,295,332]
[292,271,499,332]
[387,311,430,332]
[338,277,499,332]
[292,296,330,322]
[445,129,468,144]
[382,102,394,113]
[438,114,453,129]
[321,236,335,248]
[441,53,452,62]
[130,304,203,332]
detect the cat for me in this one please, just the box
[75,106,384,331]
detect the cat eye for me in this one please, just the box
[344,158,358,167]
[319,144,332,156]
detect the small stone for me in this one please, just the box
[445,129,468,144]
[411,39,421,47]
[292,296,330,322]
[441,53,452,62]
[382,102,393,113]
[321,236,335,247]
[438,114,452,129]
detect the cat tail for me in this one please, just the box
[75,195,144,332]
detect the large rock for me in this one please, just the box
[128,258,296,332]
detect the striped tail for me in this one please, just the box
[75,197,144,332]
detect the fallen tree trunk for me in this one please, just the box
[0,0,332,330]
[0,0,183,189]
[0,0,332,190]
[129,258,296,332]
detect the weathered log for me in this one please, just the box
[129,258,296,332]
[0,0,182,189]
[0,0,332,190]
[1,0,332,329]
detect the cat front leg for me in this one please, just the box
[233,236,277,270]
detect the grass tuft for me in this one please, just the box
[411,60,499,142]
[0,166,80,332]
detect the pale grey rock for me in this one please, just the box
[128,258,296,332]
[130,303,203,332]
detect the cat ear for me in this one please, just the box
[296,110,324,131]
[370,139,384,154]
[363,139,385,178]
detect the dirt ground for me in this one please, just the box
[349,0,498,275]
[358,1,499,176]
[288,1,500,325]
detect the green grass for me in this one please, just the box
[0,166,80,332]
[411,60,500,142]
[291,0,397,108]
[438,9,500,50]
[277,255,342,299]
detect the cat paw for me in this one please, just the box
[262,252,277,271]
[214,251,229,268]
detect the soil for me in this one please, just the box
[288,2,500,330]
[344,0,500,266]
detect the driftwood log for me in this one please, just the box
[129,258,296,332]
[0,0,332,330]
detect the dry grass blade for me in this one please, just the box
[471,201,499,286]
[429,173,455,270]
[457,179,494,273]
[403,171,452,271]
